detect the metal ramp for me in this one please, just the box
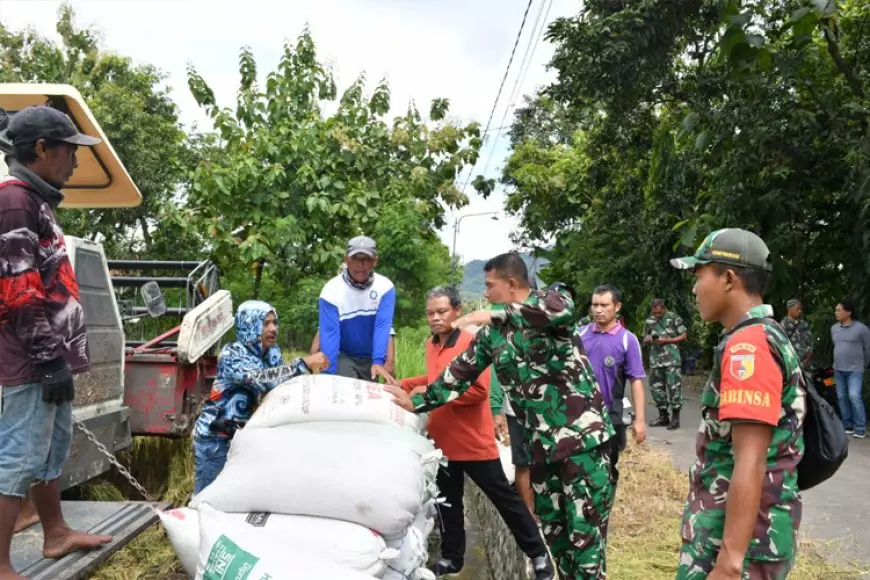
[13,500,170,580]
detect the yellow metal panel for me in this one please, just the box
[0,83,143,208]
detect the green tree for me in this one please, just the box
[504,0,870,360]
[0,3,189,258]
[178,28,483,302]
[371,197,451,327]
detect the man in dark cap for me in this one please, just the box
[671,228,804,580]
[0,106,111,578]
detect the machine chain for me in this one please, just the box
[72,416,155,503]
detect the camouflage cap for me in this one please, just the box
[670,228,772,272]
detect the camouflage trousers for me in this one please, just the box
[530,445,615,580]
[677,546,795,580]
[650,365,683,411]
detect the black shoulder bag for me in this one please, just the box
[729,317,848,490]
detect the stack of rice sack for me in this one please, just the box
[160,374,442,579]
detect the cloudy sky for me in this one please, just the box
[0,0,576,261]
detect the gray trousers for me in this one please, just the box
[337,353,372,380]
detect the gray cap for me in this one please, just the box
[4,106,101,148]
[670,228,772,272]
[347,235,377,258]
[786,298,801,309]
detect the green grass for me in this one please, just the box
[394,325,430,378]
[88,325,866,579]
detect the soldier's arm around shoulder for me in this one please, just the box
[490,287,574,330]
[718,324,784,426]
[411,327,495,413]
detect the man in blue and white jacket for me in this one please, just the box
[319,235,397,382]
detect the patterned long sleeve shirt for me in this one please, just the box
[411,288,614,465]
[194,301,309,439]
[0,165,90,386]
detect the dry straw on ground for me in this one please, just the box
[609,442,867,580]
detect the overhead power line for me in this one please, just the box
[460,0,536,194]
[480,0,554,178]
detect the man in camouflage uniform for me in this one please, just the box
[579,305,594,326]
[671,229,805,580]
[780,299,814,368]
[387,253,614,580]
[643,299,688,429]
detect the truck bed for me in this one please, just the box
[13,500,170,580]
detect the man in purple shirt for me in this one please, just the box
[578,284,648,483]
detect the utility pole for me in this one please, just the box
[450,211,500,284]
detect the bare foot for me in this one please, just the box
[13,511,38,534]
[43,528,113,559]
[13,498,39,533]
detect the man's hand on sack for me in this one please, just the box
[493,414,509,444]
[452,309,492,330]
[384,384,414,412]
[37,359,75,405]
[303,352,330,372]
[371,364,397,385]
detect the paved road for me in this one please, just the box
[644,386,870,570]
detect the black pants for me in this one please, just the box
[610,423,627,484]
[436,459,546,564]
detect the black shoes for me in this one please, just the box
[667,409,681,430]
[650,409,670,427]
[430,558,463,578]
[532,554,556,580]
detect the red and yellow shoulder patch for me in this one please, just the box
[719,324,783,426]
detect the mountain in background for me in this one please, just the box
[460,252,548,300]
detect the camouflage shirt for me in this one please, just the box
[780,316,813,364]
[411,288,614,464]
[643,310,687,368]
[682,305,805,564]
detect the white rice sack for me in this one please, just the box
[245,374,423,432]
[190,426,425,540]
[161,506,395,577]
[195,504,374,579]
[284,420,436,456]
[265,421,444,502]
[159,507,199,576]
[412,499,438,539]
[382,526,430,580]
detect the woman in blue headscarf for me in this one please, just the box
[192,300,328,494]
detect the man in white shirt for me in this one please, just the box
[318,236,396,382]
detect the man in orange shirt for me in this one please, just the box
[400,286,552,579]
